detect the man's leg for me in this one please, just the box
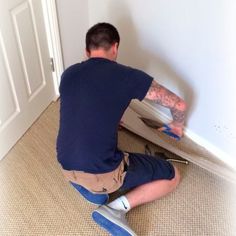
[125,166,180,208]
[92,153,180,236]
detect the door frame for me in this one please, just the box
[42,0,64,101]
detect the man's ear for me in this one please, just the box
[86,49,90,58]
[112,43,119,55]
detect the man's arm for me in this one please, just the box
[145,80,187,137]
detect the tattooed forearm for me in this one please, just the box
[146,80,186,125]
[146,80,179,106]
[171,107,185,125]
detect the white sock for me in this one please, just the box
[107,195,131,213]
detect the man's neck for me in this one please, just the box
[88,49,115,61]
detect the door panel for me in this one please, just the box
[0,0,55,159]
[11,1,46,99]
[0,32,20,130]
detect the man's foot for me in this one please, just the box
[92,205,137,236]
[70,182,109,205]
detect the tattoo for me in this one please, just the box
[146,80,186,124]
[171,107,185,124]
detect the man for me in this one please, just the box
[57,23,186,236]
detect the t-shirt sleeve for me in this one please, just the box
[128,68,153,101]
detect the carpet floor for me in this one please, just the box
[0,101,235,236]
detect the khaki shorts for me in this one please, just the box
[61,153,129,194]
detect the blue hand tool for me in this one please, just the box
[161,124,181,141]
[140,117,181,141]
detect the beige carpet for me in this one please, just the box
[0,101,235,236]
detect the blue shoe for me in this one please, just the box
[92,205,137,236]
[70,182,109,205]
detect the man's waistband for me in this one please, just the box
[61,153,129,194]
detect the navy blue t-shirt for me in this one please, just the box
[56,58,153,173]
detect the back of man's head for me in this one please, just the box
[86,23,120,53]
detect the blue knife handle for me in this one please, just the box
[161,124,181,141]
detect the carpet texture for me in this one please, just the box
[0,101,235,236]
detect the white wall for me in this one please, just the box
[56,0,89,68]
[56,0,236,166]
[88,0,236,165]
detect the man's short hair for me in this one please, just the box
[86,23,120,53]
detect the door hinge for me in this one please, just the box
[50,57,55,72]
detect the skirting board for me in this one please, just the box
[131,100,236,170]
[121,103,236,183]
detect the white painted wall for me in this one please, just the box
[56,0,89,68]
[56,0,236,165]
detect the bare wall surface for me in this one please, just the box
[56,0,89,68]
[56,0,236,168]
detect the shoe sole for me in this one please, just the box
[70,182,109,205]
[92,211,134,236]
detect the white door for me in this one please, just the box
[0,0,56,159]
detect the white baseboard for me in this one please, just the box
[131,100,236,170]
[184,128,236,170]
[122,101,236,183]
